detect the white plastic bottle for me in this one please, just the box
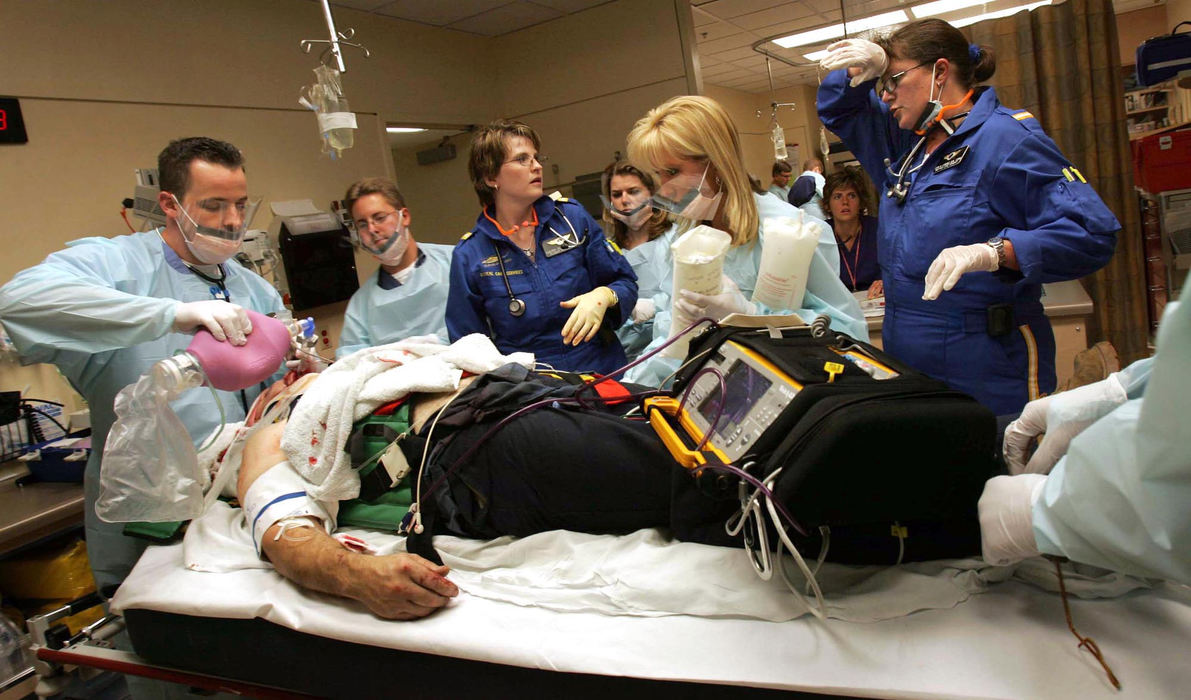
[665,225,733,358]
[752,214,819,312]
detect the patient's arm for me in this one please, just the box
[239,422,459,620]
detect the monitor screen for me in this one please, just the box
[697,359,771,439]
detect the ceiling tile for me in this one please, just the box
[331,0,397,10]
[447,0,563,35]
[709,45,763,62]
[728,3,820,31]
[370,0,510,26]
[694,21,747,42]
[529,0,612,12]
[698,32,753,54]
[696,0,790,20]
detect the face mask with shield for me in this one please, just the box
[651,161,723,223]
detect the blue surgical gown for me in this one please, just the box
[0,231,284,590]
[616,234,670,360]
[1033,272,1190,584]
[446,196,638,374]
[337,243,453,358]
[626,193,867,386]
[818,70,1119,415]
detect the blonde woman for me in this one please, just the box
[624,95,866,384]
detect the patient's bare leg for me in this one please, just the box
[238,420,458,620]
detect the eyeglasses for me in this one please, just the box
[503,153,549,167]
[352,210,399,231]
[875,61,932,96]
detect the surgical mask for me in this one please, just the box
[652,162,723,223]
[172,194,256,265]
[351,209,408,256]
[913,63,944,135]
[602,195,653,231]
[372,227,410,267]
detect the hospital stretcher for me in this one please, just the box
[44,531,1186,699]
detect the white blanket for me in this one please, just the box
[279,334,532,502]
[116,535,1191,699]
[183,499,1152,623]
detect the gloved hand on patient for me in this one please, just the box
[1002,375,1128,475]
[978,473,1047,566]
[173,299,252,345]
[560,286,618,346]
[675,275,756,321]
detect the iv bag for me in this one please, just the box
[301,64,357,158]
[772,123,789,161]
[665,225,732,358]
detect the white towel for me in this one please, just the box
[281,334,532,502]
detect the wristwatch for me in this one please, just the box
[606,287,618,307]
[986,237,1008,269]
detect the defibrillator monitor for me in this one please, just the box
[684,341,800,461]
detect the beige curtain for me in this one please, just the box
[965,0,1149,364]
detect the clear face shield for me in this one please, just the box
[172,194,259,265]
[651,160,723,223]
[349,208,410,265]
[600,192,654,230]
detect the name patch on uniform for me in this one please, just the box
[934,145,970,174]
[543,234,585,258]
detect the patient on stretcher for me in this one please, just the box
[238,360,685,620]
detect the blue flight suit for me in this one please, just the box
[338,243,453,358]
[818,70,1119,415]
[446,196,638,374]
[0,231,284,591]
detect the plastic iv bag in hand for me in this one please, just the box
[97,311,298,523]
[753,214,820,311]
[665,225,732,358]
[772,123,789,161]
[300,64,357,159]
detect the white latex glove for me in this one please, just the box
[820,39,889,88]
[631,298,656,324]
[560,287,617,345]
[173,300,252,345]
[1002,374,1127,475]
[675,275,756,321]
[922,243,999,300]
[978,474,1047,567]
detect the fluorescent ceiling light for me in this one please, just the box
[773,10,909,48]
[386,127,427,133]
[950,1,1050,27]
[910,0,989,19]
[803,49,831,62]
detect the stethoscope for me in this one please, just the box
[491,205,581,318]
[493,244,526,317]
[185,261,230,302]
[546,207,580,247]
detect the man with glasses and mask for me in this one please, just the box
[338,177,453,358]
[816,19,1118,416]
[0,136,285,593]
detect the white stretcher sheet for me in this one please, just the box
[113,530,1191,699]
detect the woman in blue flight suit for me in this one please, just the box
[447,120,637,374]
[817,19,1119,415]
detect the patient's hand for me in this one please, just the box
[345,552,459,620]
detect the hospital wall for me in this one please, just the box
[704,83,824,187]
[388,0,695,245]
[0,0,694,408]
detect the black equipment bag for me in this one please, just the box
[670,324,998,565]
[1136,22,1191,87]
